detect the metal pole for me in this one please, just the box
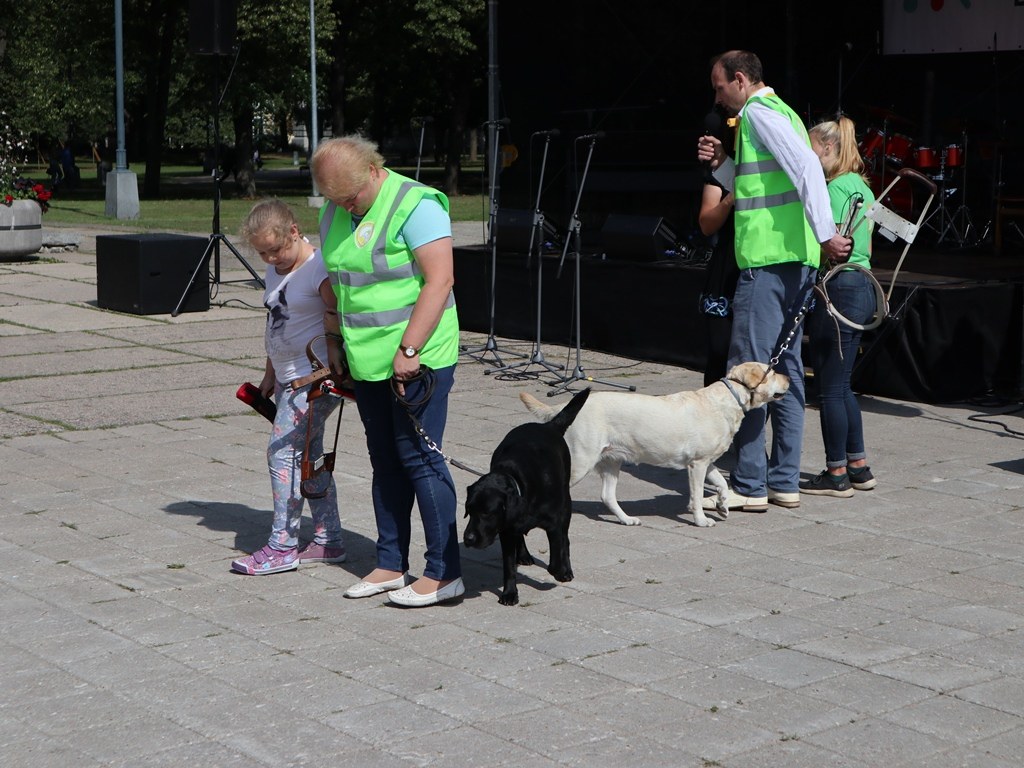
[309,0,320,197]
[113,0,127,170]
[487,0,499,216]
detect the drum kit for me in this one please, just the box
[858,106,974,246]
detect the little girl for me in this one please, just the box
[231,198,347,574]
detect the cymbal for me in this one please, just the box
[862,104,917,127]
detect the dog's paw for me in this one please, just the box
[716,502,729,519]
[694,516,716,527]
[516,551,535,566]
[618,515,642,526]
[551,567,574,583]
[499,590,520,606]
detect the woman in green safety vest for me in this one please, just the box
[801,116,878,499]
[311,135,464,608]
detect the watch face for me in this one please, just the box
[403,346,416,357]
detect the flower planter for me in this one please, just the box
[0,199,43,258]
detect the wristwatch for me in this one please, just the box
[400,344,419,358]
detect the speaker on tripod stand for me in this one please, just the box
[174,0,263,316]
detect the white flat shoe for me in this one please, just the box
[343,573,410,599]
[388,577,465,607]
[701,489,769,512]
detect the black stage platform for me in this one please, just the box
[453,241,1023,404]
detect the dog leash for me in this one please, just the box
[391,368,487,478]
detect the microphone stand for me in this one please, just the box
[547,134,636,397]
[486,131,564,378]
[461,121,525,366]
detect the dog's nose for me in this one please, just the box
[464,530,477,547]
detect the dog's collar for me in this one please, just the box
[720,377,749,408]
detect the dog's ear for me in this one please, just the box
[739,362,765,390]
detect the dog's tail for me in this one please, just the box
[548,387,590,435]
[518,391,557,423]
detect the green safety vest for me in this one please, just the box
[318,171,459,381]
[733,93,820,270]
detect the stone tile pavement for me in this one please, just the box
[1,222,1023,767]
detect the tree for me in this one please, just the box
[405,0,486,195]
[0,0,485,199]
[327,0,485,195]
[0,0,115,156]
[137,0,189,197]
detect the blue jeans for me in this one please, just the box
[353,366,461,581]
[728,262,815,496]
[807,269,875,469]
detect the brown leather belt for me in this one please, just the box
[289,335,355,398]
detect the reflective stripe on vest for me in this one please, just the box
[736,158,783,175]
[734,188,802,211]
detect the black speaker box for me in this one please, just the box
[189,0,237,56]
[97,234,210,315]
[494,208,562,254]
[601,214,678,262]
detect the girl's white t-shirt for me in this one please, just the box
[263,249,330,384]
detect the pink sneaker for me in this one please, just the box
[297,542,347,564]
[231,545,299,575]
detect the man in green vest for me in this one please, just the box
[697,50,852,513]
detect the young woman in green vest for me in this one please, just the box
[311,135,464,607]
[802,116,878,498]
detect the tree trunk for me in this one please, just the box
[443,74,472,196]
[329,0,348,137]
[233,103,256,198]
[142,0,182,198]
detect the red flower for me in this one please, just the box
[3,194,11,204]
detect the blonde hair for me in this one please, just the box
[239,198,299,249]
[809,116,867,182]
[310,135,386,202]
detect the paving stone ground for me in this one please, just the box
[1,221,1022,767]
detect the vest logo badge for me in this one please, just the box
[355,220,375,248]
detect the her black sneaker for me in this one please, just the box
[847,465,877,490]
[799,471,854,498]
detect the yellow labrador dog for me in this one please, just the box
[519,362,790,527]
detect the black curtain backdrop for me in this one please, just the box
[454,248,1024,403]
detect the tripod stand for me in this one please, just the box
[486,130,564,379]
[461,120,525,366]
[923,133,975,247]
[547,133,636,397]
[173,53,262,317]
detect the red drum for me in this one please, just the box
[944,144,964,167]
[859,128,885,160]
[913,146,939,170]
[869,173,914,219]
[885,133,913,166]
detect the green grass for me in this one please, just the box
[31,153,489,235]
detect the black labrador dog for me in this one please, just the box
[463,387,590,605]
